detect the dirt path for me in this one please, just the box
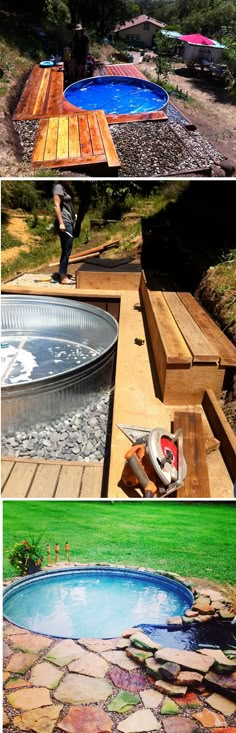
[140,60,236,168]
[2,215,40,264]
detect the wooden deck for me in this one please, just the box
[32,110,120,171]
[13,63,167,126]
[1,458,103,498]
[1,284,234,499]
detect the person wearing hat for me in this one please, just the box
[70,23,89,81]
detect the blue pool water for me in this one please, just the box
[3,567,192,638]
[64,76,168,115]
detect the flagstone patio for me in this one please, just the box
[3,588,236,733]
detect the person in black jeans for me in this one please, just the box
[53,182,75,284]
[71,24,89,81]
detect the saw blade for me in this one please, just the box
[116,423,151,444]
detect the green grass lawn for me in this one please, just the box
[3,501,236,585]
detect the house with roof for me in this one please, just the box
[113,15,166,49]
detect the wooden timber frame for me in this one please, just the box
[1,282,235,499]
[139,272,236,404]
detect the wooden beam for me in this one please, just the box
[163,292,219,363]
[202,389,236,484]
[174,411,211,498]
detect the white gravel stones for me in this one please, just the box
[1,390,112,462]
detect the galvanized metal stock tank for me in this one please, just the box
[1,295,118,433]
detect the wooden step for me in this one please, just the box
[32,111,120,171]
[174,411,211,498]
[14,66,64,120]
[178,292,236,368]
[163,292,219,363]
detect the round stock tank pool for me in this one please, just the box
[1,295,118,433]
[3,566,193,638]
[64,75,169,115]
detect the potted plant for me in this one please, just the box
[8,536,43,576]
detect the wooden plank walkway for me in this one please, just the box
[1,457,103,498]
[13,66,65,121]
[32,110,120,170]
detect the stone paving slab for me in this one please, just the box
[163,718,200,732]
[117,708,161,732]
[79,638,123,652]
[107,691,140,714]
[207,692,236,716]
[44,640,86,667]
[54,673,113,704]
[155,648,214,674]
[7,687,52,710]
[30,661,64,689]
[101,650,139,671]
[57,705,112,733]
[193,707,227,727]
[10,632,52,653]
[13,705,63,733]
[3,641,13,658]
[108,665,148,692]
[3,710,10,726]
[68,652,109,678]
[140,689,163,708]
[5,676,32,689]
[6,651,39,674]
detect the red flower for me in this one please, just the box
[23,541,29,548]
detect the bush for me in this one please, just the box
[8,536,43,576]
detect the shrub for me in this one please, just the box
[8,536,43,576]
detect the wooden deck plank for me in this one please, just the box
[32,118,49,163]
[79,114,92,157]
[178,292,236,367]
[2,462,37,497]
[97,110,120,169]
[33,68,50,117]
[108,289,171,498]
[68,115,80,158]
[163,292,219,363]
[88,112,104,155]
[140,276,192,367]
[46,68,64,117]
[80,465,103,497]
[57,116,69,159]
[44,116,59,161]
[55,465,84,497]
[14,66,42,118]
[107,110,167,124]
[1,461,14,488]
[21,66,44,118]
[27,463,61,497]
[174,411,211,498]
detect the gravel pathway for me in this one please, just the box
[1,389,113,462]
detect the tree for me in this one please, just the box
[154,32,176,82]
[74,0,139,40]
[223,33,236,101]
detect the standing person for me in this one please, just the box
[71,23,89,81]
[52,182,75,284]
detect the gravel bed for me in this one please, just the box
[111,120,203,176]
[13,119,39,162]
[171,121,225,166]
[1,389,113,462]
[166,101,190,125]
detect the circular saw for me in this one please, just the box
[118,424,187,498]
